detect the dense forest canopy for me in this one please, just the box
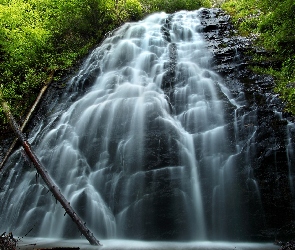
[0,0,294,130]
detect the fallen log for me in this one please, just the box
[0,232,17,250]
[0,70,55,171]
[0,91,101,246]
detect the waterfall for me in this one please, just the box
[0,9,294,242]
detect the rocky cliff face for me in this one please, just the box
[199,8,295,241]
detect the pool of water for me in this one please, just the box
[17,239,279,250]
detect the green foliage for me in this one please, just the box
[222,0,295,114]
[118,0,143,20]
[140,0,210,13]
[222,0,261,35]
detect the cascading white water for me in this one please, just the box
[0,9,272,241]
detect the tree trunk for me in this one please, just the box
[0,91,101,246]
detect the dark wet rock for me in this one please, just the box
[161,15,174,43]
[161,43,177,90]
[198,8,295,242]
[79,67,101,90]
[160,15,178,95]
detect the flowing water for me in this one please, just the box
[0,9,293,242]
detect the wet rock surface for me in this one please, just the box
[198,8,295,242]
